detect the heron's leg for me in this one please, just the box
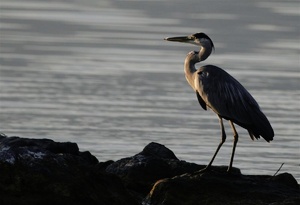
[227,120,239,172]
[200,117,226,172]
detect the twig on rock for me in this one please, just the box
[273,163,285,177]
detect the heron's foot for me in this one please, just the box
[226,166,241,175]
[194,165,211,175]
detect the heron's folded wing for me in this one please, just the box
[201,70,259,126]
[196,91,207,110]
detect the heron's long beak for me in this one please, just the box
[164,35,193,43]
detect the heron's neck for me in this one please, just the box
[184,46,212,90]
[184,55,198,91]
[199,45,212,62]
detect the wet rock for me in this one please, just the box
[0,136,137,205]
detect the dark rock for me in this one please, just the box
[106,142,299,205]
[0,136,299,205]
[0,136,137,205]
[106,142,204,202]
[144,171,300,205]
[140,142,178,160]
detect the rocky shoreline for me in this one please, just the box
[0,135,299,205]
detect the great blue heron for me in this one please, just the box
[164,33,274,172]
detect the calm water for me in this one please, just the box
[0,0,299,182]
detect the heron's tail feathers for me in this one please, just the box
[249,109,274,142]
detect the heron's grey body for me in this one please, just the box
[165,33,274,172]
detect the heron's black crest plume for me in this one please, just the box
[192,32,215,51]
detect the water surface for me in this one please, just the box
[0,0,299,181]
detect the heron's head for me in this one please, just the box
[164,32,215,51]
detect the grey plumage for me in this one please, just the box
[165,33,274,172]
[194,63,273,142]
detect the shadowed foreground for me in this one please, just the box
[0,136,298,205]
